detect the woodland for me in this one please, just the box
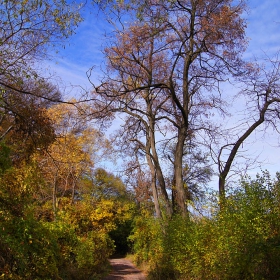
[1,0,280,279]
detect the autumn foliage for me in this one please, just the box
[0,100,135,279]
[1,0,280,279]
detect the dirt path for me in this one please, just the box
[102,258,146,280]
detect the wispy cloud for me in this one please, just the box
[246,0,280,57]
[45,4,111,94]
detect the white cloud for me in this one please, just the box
[246,0,280,57]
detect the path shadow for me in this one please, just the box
[103,258,146,280]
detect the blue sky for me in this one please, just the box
[48,0,280,80]
[45,0,280,184]
[246,0,280,57]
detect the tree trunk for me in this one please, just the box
[146,135,162,218]
[218,100,271,208]
[150,129,172,217]
[151,171,162,218]
[53,172,58,220]
[173,128,188,216]
[218,175,226,210]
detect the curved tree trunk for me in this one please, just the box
[218,98,276,208]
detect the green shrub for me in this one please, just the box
[0,215,60,279]
[74,231,114,279]
[130,172,280,280]
[210,171,280,280]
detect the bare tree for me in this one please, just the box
[213,56,280,203]
[88,21,175,217]
[91,0,247,216]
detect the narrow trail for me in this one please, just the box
[102,258,146,280]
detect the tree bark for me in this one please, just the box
[173,127,188,216]
[149,123,173,217]
[53,171,58,220]
[146,136,162,218]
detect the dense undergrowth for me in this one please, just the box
[0,162,135,279]
[130,171,280,280]
[2,152,280,280]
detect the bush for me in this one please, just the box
[210,171,280,279]
[74,231,114,279]
[0,167,116,279]
[130,172,280,280]
[0,215,60,279]
[0,165,61,279]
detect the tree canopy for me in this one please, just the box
[91,0,248,215]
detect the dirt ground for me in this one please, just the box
[102,258,146,280]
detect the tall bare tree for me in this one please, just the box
[92,0,247,215]
[89,21,175,216]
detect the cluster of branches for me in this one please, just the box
[0,0,82,90]
[0,0,84,162]
[90,0,280,217]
